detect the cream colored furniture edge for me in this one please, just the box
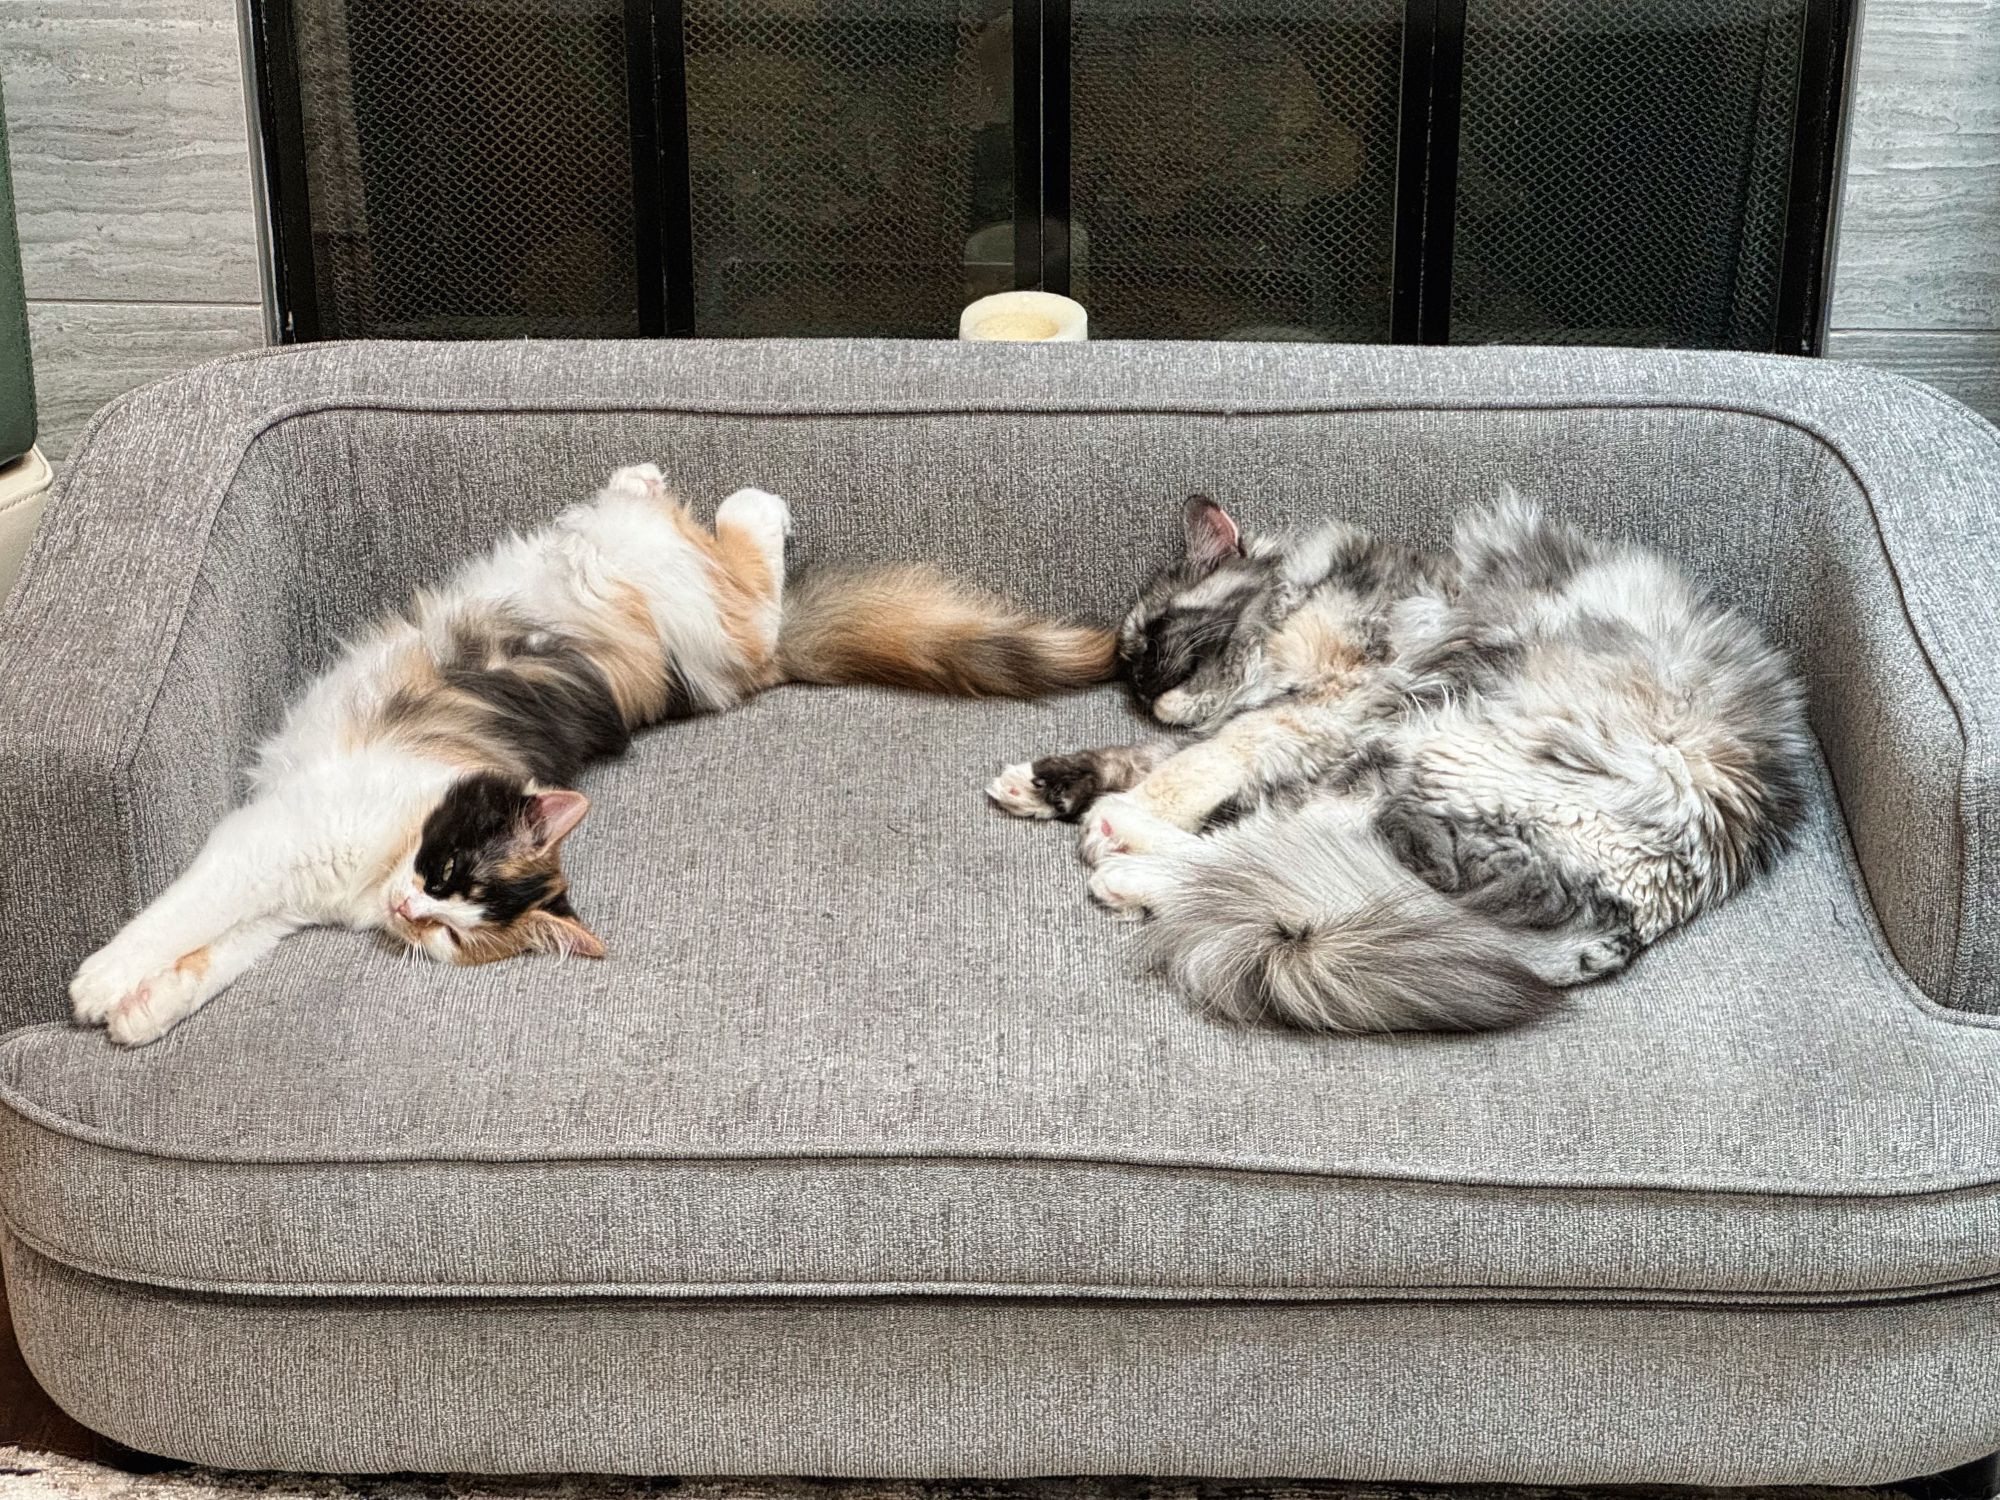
[0,444,51,602]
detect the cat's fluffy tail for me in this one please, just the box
[1136,802,1560,1033]
[775,563,1115,697]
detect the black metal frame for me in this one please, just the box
[625,0,695,336]
[247,0,1857,351]
[247,0,319,342]
[1389,0,1465,344]
[1774,0,1858,355]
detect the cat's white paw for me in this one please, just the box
[104,974,198,1047]
[606,463,667,502]
[715,486,793,547]
[987,762,1058,819]
[105,945,217,1046]
[75,941,213,1042]
[1088,854,1174,921]
[1078,792,1184,865]
[70,942,168,1024]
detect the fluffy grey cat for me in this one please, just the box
[987,492,1811,1033]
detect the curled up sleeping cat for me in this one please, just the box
[988,491,1810,1034]
[71,465,1113,1047]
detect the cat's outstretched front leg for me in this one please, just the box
[71,801,300,1046]
[97,913,300,1046]
[1082,704,1359,864]
[987,742,1177,821]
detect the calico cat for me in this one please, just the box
[72,464,1112,1047]
[989,492,1809,1033]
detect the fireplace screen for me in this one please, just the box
[249,0,1854,352]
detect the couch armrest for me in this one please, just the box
[0,359,280,1033]
[1803,374,2000,1014]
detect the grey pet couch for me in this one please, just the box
[0,341,1996,1486]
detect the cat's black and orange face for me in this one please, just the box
[384,772,605,964]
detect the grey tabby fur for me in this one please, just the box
[987,492,1811,1034]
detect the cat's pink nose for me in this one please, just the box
[392,896,414,921]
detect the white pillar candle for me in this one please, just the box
[958,290,1088,343]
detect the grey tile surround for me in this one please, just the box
[1826,0,2000,421]
[0,0,267,460]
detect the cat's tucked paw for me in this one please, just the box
[715,487,793,547]
[1525,928,1640,988]
[1079,792,1184,865]
[1572,931,1640,984]
[1088,854,1175,922]
[987,762,1058,819]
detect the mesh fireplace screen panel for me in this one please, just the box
[1069,0,1404,342]
[291,0,640,339]
[1450,0,1806,348]
[681,0,1010,337]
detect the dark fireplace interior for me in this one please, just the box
[250,0,1854,351]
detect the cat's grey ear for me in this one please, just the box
[524,789,590,850]
[1183,495,1242,571]
[521,905,607,960]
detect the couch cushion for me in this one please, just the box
[10,1231,1998,1482]
[3,684,1998,1303]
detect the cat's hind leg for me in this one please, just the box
[714,487,792,593]
[711,487,792,684]
[988,742,1177,821]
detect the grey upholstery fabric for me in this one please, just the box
[1,341,1995,1024]
[2,690,1998,1304]
[9,1234,1998,1483]
[1,342,1998,1479]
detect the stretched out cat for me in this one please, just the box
[72,464,1112,1046]
[989,492,1809,1033]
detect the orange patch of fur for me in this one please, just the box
[174,947,211,980]
[592,582,673,725]
[1271,599,1370,688]
[673,505,781,683]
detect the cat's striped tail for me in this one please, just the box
[775,563,1115,697]
[1135,801,1562,1034]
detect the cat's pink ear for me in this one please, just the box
[525,789,590,850]
[523,908,607,960]
[1184,495,1242,571]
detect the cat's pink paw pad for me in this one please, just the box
[104,968,200,1048]
[1079,794,1155,864]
